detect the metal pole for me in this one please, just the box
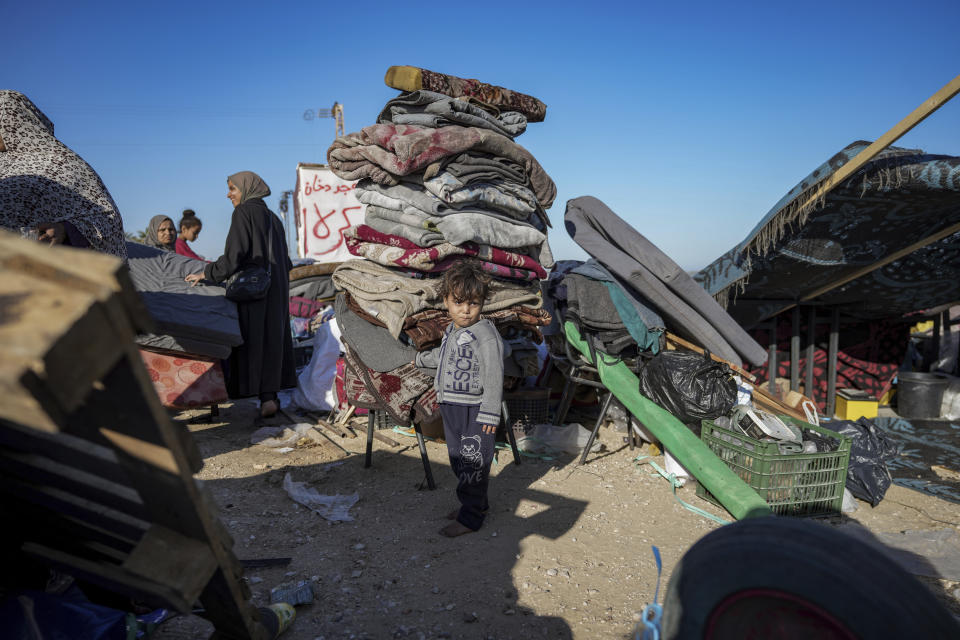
[805,307,816,404]
[826,309,840,418]
[790,307,800,392]
[767,320,778,398]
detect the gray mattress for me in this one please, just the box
[127,242,242,358]
[564,197,766,367]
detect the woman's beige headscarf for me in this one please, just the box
[228,171,271,205]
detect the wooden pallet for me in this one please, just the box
[0,231,270,639]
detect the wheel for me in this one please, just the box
[661,517,960,639]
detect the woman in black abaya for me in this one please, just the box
[186,171,296,418]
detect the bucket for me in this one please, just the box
[897,372,949,419]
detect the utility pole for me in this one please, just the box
[303,102,344,139]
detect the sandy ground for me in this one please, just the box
[154,400,960,640]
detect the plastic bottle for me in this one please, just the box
[258,602,295,638]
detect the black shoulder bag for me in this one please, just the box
[224,217,274,302]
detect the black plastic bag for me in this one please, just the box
[820,417,899,506]
[637,350,737,432]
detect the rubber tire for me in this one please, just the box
[661,517,960,639]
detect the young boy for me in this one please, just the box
[415,260,505,538]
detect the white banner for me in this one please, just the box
[294,164,366,262]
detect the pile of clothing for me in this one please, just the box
[328,71,555,425]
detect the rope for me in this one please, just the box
[633,455,731,526]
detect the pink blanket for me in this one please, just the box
[345,225,547,280]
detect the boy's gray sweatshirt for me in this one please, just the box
[415,318,504,426]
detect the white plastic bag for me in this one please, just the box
[664,449,691,487]
[518,423,597,456]
[282,472,358,522]
[940,375,960,421]
[292,319,343,412]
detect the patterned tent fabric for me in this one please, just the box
[696,141,960,326]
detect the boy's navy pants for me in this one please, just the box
[439,403,495,531]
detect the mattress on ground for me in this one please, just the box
[139,347,228,409]
[127,242,242,357]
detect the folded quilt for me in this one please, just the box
[359,172,535,222]
[564,273,627,332]
[332,260,443,337]
[335,294,418,373]
[363,204,553,268]
[424,152,527,185]
[346,225,547,278]
[422,171,537,219]
[344,291,550,351]
[363,212,445,247]
[377,90,527,139]
[327,124,555,209]
[356,179,452,216]
[384,65,547,122]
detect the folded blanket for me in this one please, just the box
[347,240,541,281]
[335,294,418,373]
[384,66,547,122]
[356,179,452,216]
[359,173,535,222]
[377,90,526,139]
[344,292,550,350]
[424,152,527,185]
[362,204,553,268]
[346,225,547,278]
[422,171,538,219]
[327,124,555,210]
[363,213,445,247]
[332,260,443,337]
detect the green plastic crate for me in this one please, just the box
[696,416,851,517]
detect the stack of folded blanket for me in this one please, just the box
[327,70,554,425]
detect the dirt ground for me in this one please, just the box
[154,399,960,640]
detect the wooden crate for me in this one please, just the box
[0,231,270,639]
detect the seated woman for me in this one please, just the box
[0,90,127,257]
[185,171,296,418]
[175,209,204,260]
[143,215,177,251]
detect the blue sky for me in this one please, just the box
[5,0,958,269]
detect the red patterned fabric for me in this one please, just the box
[346,224,546,279]
[138,348,228,409]
[342,344,439,426]
[747,318,908,411]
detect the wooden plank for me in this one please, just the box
[199,569,271,640]
[21,542,194,612]
[0,478,149,542]
[786,74,960,226]
[0,419,129,485]
[0,272,124,420]
[800,220,960,303]
[373,432,401,448]
[664,332,757,382]
[123,525,218,607]
[68,355,204,474]
[1,499,138,555]
[0,449,148,520]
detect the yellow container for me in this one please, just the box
[835,388,878,420]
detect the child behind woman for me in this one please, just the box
[415,260,505,537]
